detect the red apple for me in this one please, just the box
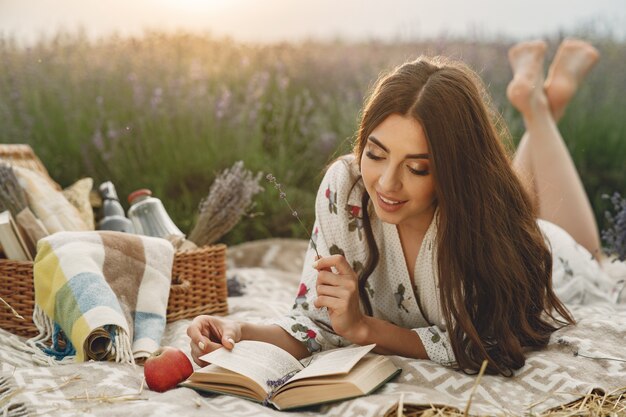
[144,346,194,392]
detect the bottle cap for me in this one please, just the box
[128,188,152,204]
[99,181,120,201]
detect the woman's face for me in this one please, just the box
[360,113,436,231]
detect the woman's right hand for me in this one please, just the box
[186,315,242,366]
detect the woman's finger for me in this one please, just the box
[186,317,207,343]
[314,295,342,310]
[315,270,342,286]
[220,332,237,350]
[190,345,209,367]
[316,283,346,298]
[187,316,225,352]
[200,338,223,352]
[312,254,354,276]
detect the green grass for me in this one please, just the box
[0,31,624,245]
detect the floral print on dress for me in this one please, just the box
[293,283,310,310]
[325,186,338,214]
[291,323,322,352]
[329,244,345,257]
[428,327,441,343]
[559,257,574,278]
[328,245,363,276]
[346,204,364,240]
[394,283,411,313]
[415,326,455,367]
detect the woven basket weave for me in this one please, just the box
[0,144,228,338]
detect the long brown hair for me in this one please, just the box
[352,56,575,376]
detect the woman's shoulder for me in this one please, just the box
[318,154,365,213]
[323,154,361,189]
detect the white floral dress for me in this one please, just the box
[272,155,622,367]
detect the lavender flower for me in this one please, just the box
[263,370,298,406]
[265,371,296,389]
[266,174,319,258]
[150,87,163,110]
[188,161,263,246]
[215,87,232,120]
[602,192,626,261]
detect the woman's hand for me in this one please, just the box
[186,315,242,367]
[312,255,369,343]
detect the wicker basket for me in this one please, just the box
[0,244,228,338]
[0,144,229,337]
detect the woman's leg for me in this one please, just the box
[507,39,602,259]
[512,132,537,210]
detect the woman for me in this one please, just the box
[188,39,610,376]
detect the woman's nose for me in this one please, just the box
[378,166,401,192]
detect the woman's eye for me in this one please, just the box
[408,165,429,176]
[365,150,384,161]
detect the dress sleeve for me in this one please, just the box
[270,159,357,354]
[413,326,457,367]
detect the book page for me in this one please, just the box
[287,344,376,383]
[199,340,304,394]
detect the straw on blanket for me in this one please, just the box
[28,231,174,364]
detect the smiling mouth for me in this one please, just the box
[379,195,403,205]
[376,193,406,206]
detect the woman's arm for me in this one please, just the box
[349,315,428,358]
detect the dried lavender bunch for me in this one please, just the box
[266,174,319,258]
[601,192,626,262]
[188,161,263,246]
[0,163,28,217]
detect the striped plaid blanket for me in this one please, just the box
[29,231,174,364]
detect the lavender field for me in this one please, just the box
[0,32,624,244]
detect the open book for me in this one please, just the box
[180,341,401,410]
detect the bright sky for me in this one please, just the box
[1,0,624,44]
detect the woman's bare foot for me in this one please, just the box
[506,40,549,120]
[544,39,600,121]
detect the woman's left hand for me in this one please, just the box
[312,255,369,343]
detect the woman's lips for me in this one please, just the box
[376,192,407,213]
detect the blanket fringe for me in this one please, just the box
[115,327,135,365]
[25,306,74,366]
[25,307,134,365]
[0,376,29,417]
[29,305,53,345]
[3,334,53,367]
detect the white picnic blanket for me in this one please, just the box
[1,239,625,416]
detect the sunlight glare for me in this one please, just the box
[157,0,228,12]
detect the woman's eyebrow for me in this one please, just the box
[367,136,430,159]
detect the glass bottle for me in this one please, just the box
[97,181,135,233]
[127,189,184,239]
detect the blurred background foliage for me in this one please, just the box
[0,30,624,245]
